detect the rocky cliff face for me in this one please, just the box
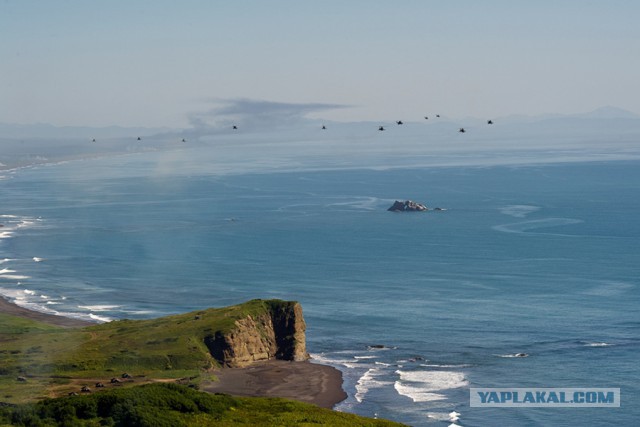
[204,300,309,368]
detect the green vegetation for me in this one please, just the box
[0,382,405,426]
[0,299,290,403]
[0,299,405,426]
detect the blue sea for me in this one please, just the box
[1,132,639,426]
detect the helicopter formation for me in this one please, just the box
[90,115,494,143]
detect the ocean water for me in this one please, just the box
[1,143,639,426]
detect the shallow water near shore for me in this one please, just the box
[1,149,639,425]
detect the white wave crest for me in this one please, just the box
[426,411,463,422]
[355,368,393,403]
[394,370,468,403]
[89,313,113,322]
[78,305,120,311]
[427,412,451,421]
[496,353,529,358]
[394,383,447,402]
[309,353,357,368]
[0,274,30,280]
[420,364,472,368]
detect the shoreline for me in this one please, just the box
[0,296,95,327]
[0,296,347,409]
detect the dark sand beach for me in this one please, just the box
[204,360,347,408]
[0,296,347,408]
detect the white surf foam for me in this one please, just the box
[426,411,464,422]
[394,383,447,402]
[493,217,583,234]
[89,313,113,322]
[496,353,529,358]
[327,197,381,211]
[500,204,540,218]
[420,364,472,368]
[78,305,121,311]
[310,353,359,368]
[584,342,611,347]
[426,412,450,421]
[394,370,468,403]
[0,274,30,280]
[355,368,393,403]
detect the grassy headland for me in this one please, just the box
[0,299,303,402]
[0,299,407,425]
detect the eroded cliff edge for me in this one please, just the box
[204,299,310,367]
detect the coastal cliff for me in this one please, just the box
[0,298,404,425]
[204,300,309,367]
[0,298,313,402]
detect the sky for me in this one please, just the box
[2,0,640,128]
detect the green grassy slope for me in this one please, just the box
[0,382,406,426]
[0,300,407,425]
[0,299,291,403]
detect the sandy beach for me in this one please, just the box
[0,296,347,408]
[204,359,347,409]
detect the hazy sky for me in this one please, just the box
[2,1,640,128]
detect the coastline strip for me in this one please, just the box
[0,296,95,327]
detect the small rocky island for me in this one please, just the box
[388,200,428,212]
[387,200,446,212]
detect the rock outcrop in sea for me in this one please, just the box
[204,300,309,367]
[388,200,428,212]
